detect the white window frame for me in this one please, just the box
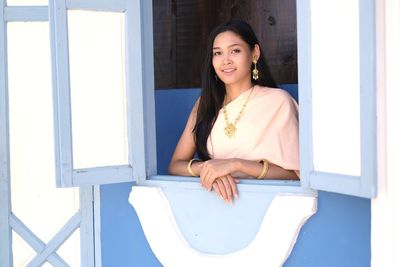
[0,1,12,264]
[50,0,376,200]
[0,3,101,266]
[297,0,377,198]
[49,0,157,187]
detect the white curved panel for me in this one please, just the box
[129,186,317,267]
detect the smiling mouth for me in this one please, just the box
[221,68,236,73]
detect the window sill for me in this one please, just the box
[141,175,316,196]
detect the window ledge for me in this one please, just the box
[142,175,316,196]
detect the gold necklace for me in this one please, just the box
[223,87,254,138]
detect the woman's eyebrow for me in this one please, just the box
[213,43,242,50]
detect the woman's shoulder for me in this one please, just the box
[186,97,200,129]
[189,97,201,116]
[254,85,295,104]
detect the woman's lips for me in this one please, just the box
[221,68,236,74]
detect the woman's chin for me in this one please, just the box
[218,76,240,85]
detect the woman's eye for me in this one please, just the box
[232,49,241,54]
[213,51,221,56]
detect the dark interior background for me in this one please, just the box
[153,0,297,89]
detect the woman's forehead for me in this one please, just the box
[213,31,246,48]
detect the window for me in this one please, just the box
[50,0,376,198]
[49,0,156,186]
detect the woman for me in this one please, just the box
[168,20,299,204]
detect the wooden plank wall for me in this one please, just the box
[153,0,297,89]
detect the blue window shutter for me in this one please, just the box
[49,0,156,187]
[297,0,376,198]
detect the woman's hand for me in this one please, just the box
[212,175,239,204]
[199,159,238,190]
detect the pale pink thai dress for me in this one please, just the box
[207,85,299,174]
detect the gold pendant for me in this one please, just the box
[224,123,236,138]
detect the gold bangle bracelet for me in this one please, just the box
[187,159,196,176]
[257,159,269,179]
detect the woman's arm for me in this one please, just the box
[199,158,298,190]
[168,100,201,176]
[168,101,239,204]
[232,159,298,180]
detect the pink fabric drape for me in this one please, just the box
[207,85,299,173]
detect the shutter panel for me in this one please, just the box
[49,0,156,187]
[297,0,376,198]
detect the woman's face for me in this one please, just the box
[212,31,259,87]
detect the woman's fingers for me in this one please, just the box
[212,176,240,204]
[203,170,216,191]
[200,164,216,190]
[200,160,234,190]
[199,165,240,204]
[215,178,228,201]
[200,167,212,189]
[212,183,222,199]
[220,177,233,204]
[206,173,216,191]
[227,175,239,199]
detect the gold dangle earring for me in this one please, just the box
[252,60,259,80]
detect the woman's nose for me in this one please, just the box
[223,54,232,64]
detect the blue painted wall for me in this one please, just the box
[101,86,370,267]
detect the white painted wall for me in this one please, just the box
[372,0,400,266]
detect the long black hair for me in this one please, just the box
[193,20,277,160]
